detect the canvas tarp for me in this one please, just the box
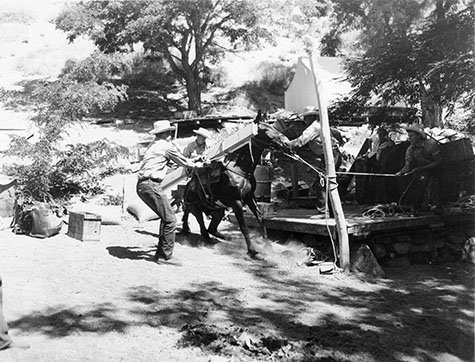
[284,56,352,114]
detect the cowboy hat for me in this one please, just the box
[149,120,176,135]
[193,127,212,139]
[405,124,427,139]
[299,106,319,118]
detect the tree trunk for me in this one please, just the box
[184,71,202,115]
[419,0,445,128]
[421,94,442,128]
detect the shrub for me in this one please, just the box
[255,61,294,96]
[0,10,33,24]
[50,141,130,199]
[121,53,179,92]
[61,51,127,83]
[5,56,129,204]
[5,138,129,203]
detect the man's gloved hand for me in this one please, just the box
[405,167,422,176]
[396,167,422,177]
[202,157,212,166]
[280,136,291,149]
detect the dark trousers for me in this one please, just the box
[137,179,177,259]
[401,171,441,211]
[0,276,12,350]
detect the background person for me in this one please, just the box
[183,127,212,158]
[396,124,442,212]
[358,127,396,204]
[137,120,205,266]
[181,128,212,234]
[286,108,343,214]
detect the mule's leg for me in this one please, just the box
[207,208,229,240]
[244,195,267,239]
[231,200,263,260]
[187,204,211,240]
[180,205,191,234]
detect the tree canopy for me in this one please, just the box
[55,0,268,113]
[322,0,474,127]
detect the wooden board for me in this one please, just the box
[161,167,189,192]
[204,122,258,161]
[161,122,258,192]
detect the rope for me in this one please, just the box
[362,206,386,219]
[283,151,326,178]
[249,142,254,164]
[336,171,398,177]
[192,169,210,200]
[362,203,402,219]
[398,175,417,214]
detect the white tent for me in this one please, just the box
[284,56,352,114]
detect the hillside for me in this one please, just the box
[0,0,342,124]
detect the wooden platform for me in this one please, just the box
[230,205,475,238]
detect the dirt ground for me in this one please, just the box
[0,212,473,362]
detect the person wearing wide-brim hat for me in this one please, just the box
[396,123,442,212]
[180,127,214,234]
[183,127,213,159]
[286,106,344,215]
[137,120,205,266]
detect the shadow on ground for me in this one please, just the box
[106,245,156,262]
[9,222,474,362]
[134,228,221,249]
[9,303,128,338]
[121,261,474,362]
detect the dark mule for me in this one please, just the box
[182,112,289,260]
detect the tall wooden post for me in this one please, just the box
[307,52,350,272]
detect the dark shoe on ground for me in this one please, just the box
[155,256,183,267]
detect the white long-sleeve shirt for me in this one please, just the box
[289,121,339,155]
[138,139,195,181]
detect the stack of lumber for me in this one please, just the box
[161,123,258,192]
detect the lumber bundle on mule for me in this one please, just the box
[161,123,258,192]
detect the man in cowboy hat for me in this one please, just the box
[285,107,343,214]
[137,120,205,266]
[179,127,213,234]
[357,127,396,203]
[183,127,212,158]
[396,124,442,212]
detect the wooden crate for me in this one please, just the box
[440,138,474,163]
[67,212,102,242]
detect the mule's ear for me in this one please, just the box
[254,110,262,124]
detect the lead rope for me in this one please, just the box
[193,169,210,202]
[248,141,254,164]
[398,175,417,214]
